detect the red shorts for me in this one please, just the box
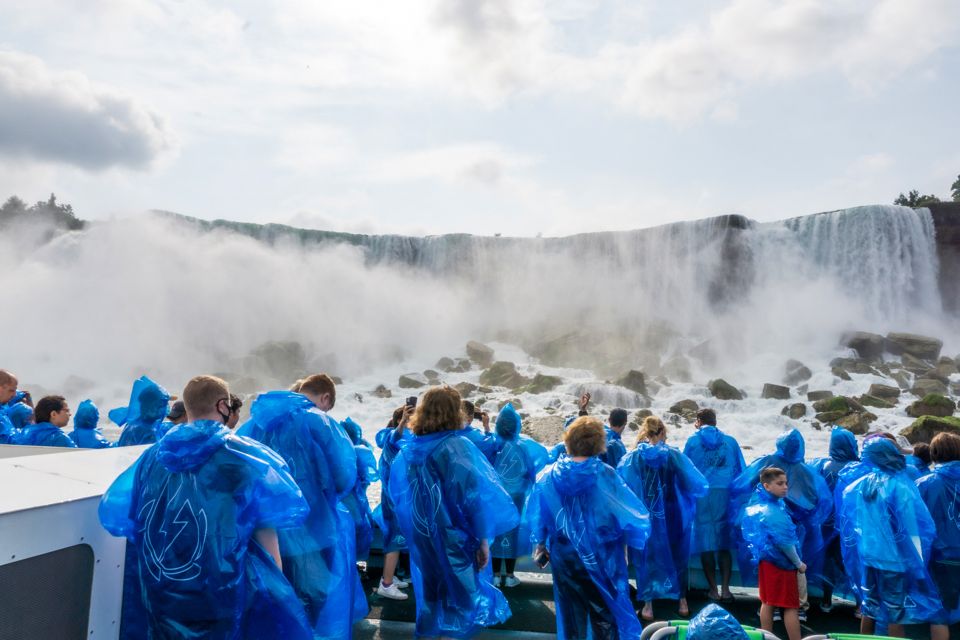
[758,561,800,609]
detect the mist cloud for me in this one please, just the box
[0,51,175,170]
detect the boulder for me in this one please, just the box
[762,383,791,400]
[781,403,807,419]
[630,409,654,430]
[423,369,441,383]
[399,373,428,388]
[816,410,848,424]
[868,383,901,400]
[499,398,523,410]
[454,382,478,398]
[466,340,495,367]
[668,399,699,421]
[858,394,895,410]
[807,390,835,402]
[891,370,912,390]
[829,357,878,376]
[615,370,648,396]
[902,415,960,444]
[885,332,943,361]
[783,360,813,386]
[919,369,951,385]
[901,353,934,375]
[906,394,957,418]
[522,373,564,395]
[708,378,744,401]
[832,367,852,381]
[813,396,857,414]
[843,331,885,360]
[912,378,948,397]
[479,361,531,389]
[435,357,456,372]
[834,411,877,435]
[523,415,567,446]
[372,384,392,399]
[451,358,473,373]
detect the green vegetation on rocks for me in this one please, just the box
[858,395,895,409]
[902,415,960,444]
[479,361,531,389]
[521,373,563,394]
[906,394,957,419]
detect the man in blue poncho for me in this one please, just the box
[6,400,34,430]
[525,416,651,639]
[237,374,366,639]
[731,428,831,602]
[13,395,77,447]
[916,432,960,640]
[601,408,629,468]
[683,408,745,604]
[838,436,941,636]
[99,375,312,639]
[619,415,708,620]
[69,399,113,448]
[686,603,749,640]
[0,369,25,443]
[113,376,170,446]
[490,403,549,588]
[811,426,858,610]
[459,400,497,462]
[390,386,519,638]
[374,405,413,601]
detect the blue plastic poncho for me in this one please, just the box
[113,376,170,447]
[683,425,746,553]
[524,456,651,639]
[341,443,378,560]
[341,416,374,449]
[390,430,519,638]
[491,404,549,560]
[374,424,411,553]
[13,422,77,448]
[812,427,860,492]
[837,437,941,625]
[601,426,627,468]
[6,402,34,430]
[686,603,749,640]
[731,429,831,584]
[811,427,859,596]
[740,484,801,570]
[618,442,708,600]
[459,424,498,463]
[236,391,364,638]
[916,460,960,625]
[68,399,113,449]
[98,420,312,639]
[0,409,12,444]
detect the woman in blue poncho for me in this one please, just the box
[374,405,414,600]
[916,432,960,640]
[810,426,858,610]
[237,374,366,640]
[682,408,745,604]
[838,436,941,636]
[525,416,651,639]
[69,399,113,448]
[490,403,549,588]
[618,415,708,620]
[389,386,519,639]
[112,376,170,446]
[13,395,76,448]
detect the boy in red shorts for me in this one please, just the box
[741,467,805,640]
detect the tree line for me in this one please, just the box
[0,194,84,231]
[894,174,960,207]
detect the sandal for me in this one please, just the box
[678,600,690,618]
[720,594,736,605]
[641,603,655,621]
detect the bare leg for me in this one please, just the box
[782,608,801,640]
[931,624,950,640]
[860,616,876,634]
[382,551,399,585]
[760,603,775,632]
[719,550,733,598]
[886,623,905,637]
[701,552,719,598]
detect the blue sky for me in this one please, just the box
[1,0,958,236]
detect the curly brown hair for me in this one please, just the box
[410,386,463,436]
[930,432,960,463]
[564,416,606,457]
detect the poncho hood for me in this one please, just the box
[862,437,906,474]
[638,441,669,467]
[687,603,749,640]
[250,391,314,430]
[776,428,806,464]
[495,403,521,440]
[829,426,859,463]
[551,455,601,496]
[936,460,960,482]
[156,420,229,472]
[6,402,34,429]
[698,425,724,450]
[73,399,99,430]
[109,376,170,426]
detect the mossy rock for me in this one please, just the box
[816,410,848,423]
[858,394,895,410]
[834,411,877,435]
[521,373,564,395]
[902,415,960,444]
[479,361,531,389]
[813,396,851,413]
[709,378,744,401]
[781,403,807,419]
[807,390,834,402]
[906,394,957,418]
[867,383,900,400]
[832,367,852,381]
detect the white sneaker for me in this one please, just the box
[376,579,408,600]
[503,574,521,588]
[393,577,409,589]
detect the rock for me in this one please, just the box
[843,331,885,360]
[885,332,943,361]
[630,409,654,430]
[816,410,849,423]
[807,390,834,402]
[522,373,564,395]
[423,369,441,383]
[832,367,852,381]
[499,398,523,410]
[912,378,948,397]
[858,394,895,410]
[572,383,649,409]
[466,340,495,367]
[330,376,344,385]
[454,382,478,398]
[615,370,648,396]
[662,355,692,383]
[435,357,456,372]
[906,394,957,418]
[781,403,807,419]
[813,396,855,413]
[834,411,877,435]
[868,383,901,400]
[829,357,878,376]
[901,353,933,375]
[524,415,567,446]
[708,378,744,401]
[762,383,791,400]
[783,360,812,386]
[372,384,392,399]
[939,355,957,367]
[902,415,960,444]
[479,361,531,389]
[399,373,428,388]
[451,358,473,373]
[919,369,951,385]
[668,399,699,421]
[797,384,809,396]
[891,370,912,390]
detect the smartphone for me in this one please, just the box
[406,396,417,408]
[473,410,483,420]
[534,548,549,568]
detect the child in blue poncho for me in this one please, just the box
[13,395,76,448]
[459,400,497,462]
[237,375,366,640]
[373,405,413,601]
[618,415,708,620]
[741,467,805,640]
[838,436,942,636]
[69,399,113,448]
[526,416,651,639]
[490,403,549,588]
[390,386,519,639]
[113,376,170,446]
[682,407,745,604]
[916,432,960,640]
[99,375,312,640]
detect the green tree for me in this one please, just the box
[951,174,960,202]
[894,189,941,207]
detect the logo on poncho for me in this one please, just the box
[140,477,209,582]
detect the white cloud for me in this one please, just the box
[369,142,537,186]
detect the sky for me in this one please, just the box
[1,0,959,237]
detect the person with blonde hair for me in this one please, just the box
[618,415,708,620]
[389,386,519,639]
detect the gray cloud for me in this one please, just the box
[0,51,175,170]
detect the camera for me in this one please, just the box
[473,411,483,420]
[406,396,417,408]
